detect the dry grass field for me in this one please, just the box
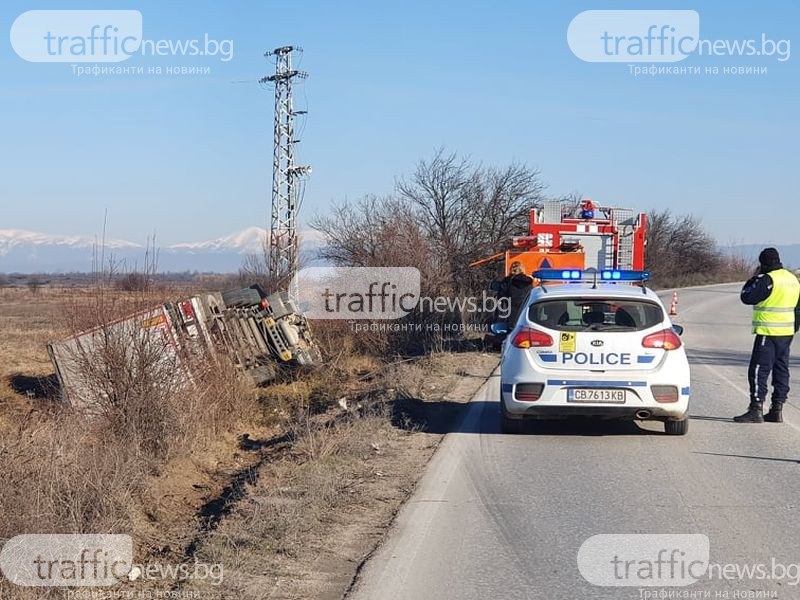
[0,286,74,419]
[0,283,498,599]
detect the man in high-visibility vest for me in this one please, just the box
[735,247,800,423]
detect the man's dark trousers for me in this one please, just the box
[749,334,793,404]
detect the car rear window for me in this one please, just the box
[528,298,664,331]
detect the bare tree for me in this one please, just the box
[239,231,276,291]
[239,230,319,293]
[396,150,474,264]
[396,148,545,295]
[310,195,429,266]
[309,150,547,350]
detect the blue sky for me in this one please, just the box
[1,0,798,246]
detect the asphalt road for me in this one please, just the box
[348,283,800,599]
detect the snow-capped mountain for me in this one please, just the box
[168,227,268,253]
[0,229,145,273]
[0,227,324,273]
[0,229,142,254]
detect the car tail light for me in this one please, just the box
[511,328,553,349]
[515,383,544,402]
[642,329,682,350]
[651,385,679,403]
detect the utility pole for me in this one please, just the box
[260,46,311,289]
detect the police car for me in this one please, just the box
[497,269,690,435]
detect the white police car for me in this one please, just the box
[498,269,690,435]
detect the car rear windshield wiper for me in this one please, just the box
[582,324,633,331]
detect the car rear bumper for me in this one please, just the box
[501,400,687,421]
[500,380,689,420]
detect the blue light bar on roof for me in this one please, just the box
[533,269,651,282]
[534,269,583,280]
[600,269,651,281]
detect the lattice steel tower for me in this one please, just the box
[260,46,310,288]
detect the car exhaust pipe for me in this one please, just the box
[635,410,652,420]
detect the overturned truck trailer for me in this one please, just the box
[48,285,322,410]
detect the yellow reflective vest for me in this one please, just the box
[753,268,800,336]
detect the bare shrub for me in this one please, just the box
[719,251,752,280]
[59,290,265,466]
[311,320,389,363]
[383,358,429,402]
[309,195,470,354]
[286,409,347,462]
[179,362,260,444]
[0,412,144,536]
[59,295,185,461]
[114,271,152,292]
[26,276,43,295]
[646,210,732,287]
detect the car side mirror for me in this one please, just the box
[672,324,684,336]
[490,322,510,336]
[490,281,502,292]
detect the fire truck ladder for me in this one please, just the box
[611,208,637,270]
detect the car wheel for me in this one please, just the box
[500,405,525,434]
[665,418,689,436]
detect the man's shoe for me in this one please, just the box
[733,403,764,423]
[764,403,784,423]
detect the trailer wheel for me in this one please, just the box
[222,288,262,308]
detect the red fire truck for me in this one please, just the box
[472,199,647,276]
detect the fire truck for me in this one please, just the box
[473,199,647,276]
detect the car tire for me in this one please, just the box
[665,418,689,436]
[500,405,525,434]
